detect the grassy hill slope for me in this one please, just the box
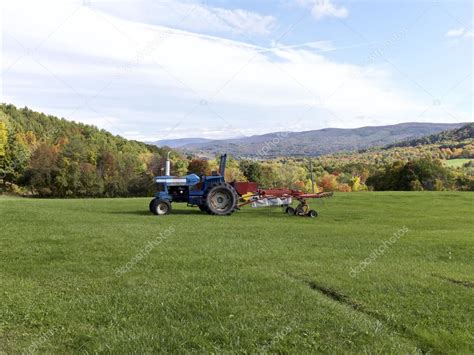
[0,193,472,353]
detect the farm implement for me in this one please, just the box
[237,188,333,217]
[149,153,332,217]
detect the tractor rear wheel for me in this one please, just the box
[152,199,172,216]
[204,182,238,216]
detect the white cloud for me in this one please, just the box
[90,0,277,36]
[445,28,465,37]
[296,0,348,20]
[445,27,474,38]
[209,7,276,35]
[1,0,468,140]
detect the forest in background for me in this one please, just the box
[0,104,173,197]
[0,104,473,197]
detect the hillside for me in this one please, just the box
[387,123,474,148]
[302,122,474,192]
[0,104,171,197]
[176,122,466,158]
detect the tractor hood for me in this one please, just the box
[154,173,200,186]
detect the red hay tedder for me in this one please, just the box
[233,182,333,218]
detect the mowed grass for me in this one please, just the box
[0,192,473,354]
[443,158,472,168]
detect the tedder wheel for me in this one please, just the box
[285,206,295,215]
[149,198,156,213]
[204,183,238,216]
[307,210,318,218]
[152,199,172,216]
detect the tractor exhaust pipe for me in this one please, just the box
[165,152,171,176]
[219,154,227,178]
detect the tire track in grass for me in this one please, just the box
[284,273,434,353]
[432,274,474,288]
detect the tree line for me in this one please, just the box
[0,104,171,197]
[1,104,472,197]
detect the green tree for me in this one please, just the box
[0,121,7,158]
[239,160,262,183]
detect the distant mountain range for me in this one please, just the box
[150,122,468,158]
[150,137,214,148]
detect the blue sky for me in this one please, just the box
[1,0,473,141]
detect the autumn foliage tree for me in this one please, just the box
[25,143,60,196]
[187,158,210,176]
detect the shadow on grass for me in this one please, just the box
[111,207,327,219]
[110,209,204,216]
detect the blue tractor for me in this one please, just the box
[148,154,239,216]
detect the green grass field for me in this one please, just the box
[0,192,473,354]
[443,158,472,168]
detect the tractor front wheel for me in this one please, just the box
[149,198,156,213]
[152,199,172,216]
[307,210,318,218]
